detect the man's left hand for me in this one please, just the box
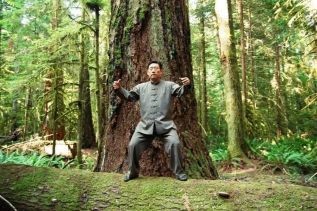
[179,77,190,86]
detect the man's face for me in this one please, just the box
[147,63,163,82]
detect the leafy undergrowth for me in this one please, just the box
[0,149,96,170]
[0,164,316,210]
[211,137,317,177]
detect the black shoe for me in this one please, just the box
[176,173,188,181]
[123,174,138,182]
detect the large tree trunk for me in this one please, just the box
[95,0,217,179]
[215,0,248,160]
[78,8,96,151]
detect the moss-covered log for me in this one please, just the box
[1,164,317,210]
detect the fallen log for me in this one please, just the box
[1,140,77,158]
[0,130,21,145]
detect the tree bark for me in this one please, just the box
[215,0,248,160]
[95,0,218,179]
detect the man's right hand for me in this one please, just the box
[113,79,121,89]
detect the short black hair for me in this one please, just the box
[148,60,163,69]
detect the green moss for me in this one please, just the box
[123,14,134,45]
[1,163,317,210]
[111,6,125,30]
[122,3,150,46]
[137,2,150,22]
[185,150,202,178]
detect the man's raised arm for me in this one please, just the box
[172,77,191,97]
[113,79,139,101]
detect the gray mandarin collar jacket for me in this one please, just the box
[118,80,187,135]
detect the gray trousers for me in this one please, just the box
[128,129,184,176]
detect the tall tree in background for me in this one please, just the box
[43,0,66,154]
[215,0,248,160]
[273,45,288,137]
[95,0,218,178]
[238,0,248,124]
[198,0,208,140]
[78,7,96,152]
[273,0,317,137]
[247,7,257,112]
[100,1,111,126]
[85,0,104,145]
[23,87,32,141]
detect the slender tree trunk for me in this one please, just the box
[42,0,65,154]
[215,0,249,160]
[197,62,202,124]
[52,0,65,154]
[0,0,4,134]
[23,87,32,141]
[95,0,218,179]
[248,8,256,109]
[0,0,3,74]
[94,7,104,146]
[238,0,247,121]
[315,34,317,69]
[78,8,96,154]
[98,6,112,149]
[274,45,287,137]
[100,7,110,144]
[198,0,208,140]
[11,99,18,133]
[245,7,257,138]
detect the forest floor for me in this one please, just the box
[0,163,316,210]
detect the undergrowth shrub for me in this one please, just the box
[209,136,317,174]
[0,150,68,168]
[0,150,96,171]
[248,137,317,174]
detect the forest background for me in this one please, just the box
[0,0,317,179]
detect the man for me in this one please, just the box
[113,61,190,182]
